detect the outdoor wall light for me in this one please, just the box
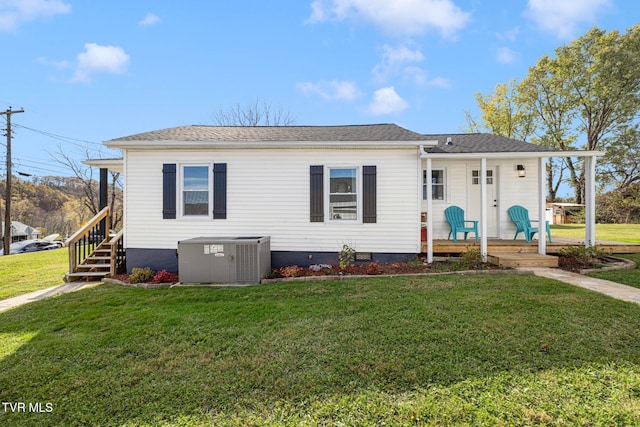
[517,164,526,177]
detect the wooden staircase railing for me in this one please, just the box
[65,207,125,281]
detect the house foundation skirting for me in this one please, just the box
[126,248,179,274]
[125,248,417,274]
[271,251,416,269]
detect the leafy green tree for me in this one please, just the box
[465,79,536,142]
[599,125,640,191]
[469,25,640,204]
[520,25,640,203]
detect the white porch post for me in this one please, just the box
[538,157,547,255]
[480,158,488,261]
[426,157,433,263]
[585,156,597,247]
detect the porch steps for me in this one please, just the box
[66,246,113,282]
[487,252,558,268]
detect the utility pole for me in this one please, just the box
[1,107,25,256]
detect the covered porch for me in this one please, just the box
[419,145,605,266]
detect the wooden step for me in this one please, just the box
[487,253,558,268]
[76,264,110,271]
[67,271,109,277]
[66,271,110,282]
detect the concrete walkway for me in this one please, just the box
[2,269,640,313]
[0,282,98,313]
[526,267,640,305]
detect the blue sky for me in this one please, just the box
[1,0,638,178]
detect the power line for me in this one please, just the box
[13,123,104,148]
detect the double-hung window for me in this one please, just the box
[182,165,210,216]
[329,167,358,221]
[423,169,445,201]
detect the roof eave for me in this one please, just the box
[83,158,124,173]
[103,140,440,150]
[420,150,605,159]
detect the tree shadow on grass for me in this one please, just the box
[1,275,640,425]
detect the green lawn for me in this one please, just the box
[0,248,68,300]
[1,276,640,426]
[550,223,640,244]
[550,224,640,289]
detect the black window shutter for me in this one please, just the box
[310,165,324,222]
[213,163,227,219]
[162,164,177,219]
[363,165,377,223]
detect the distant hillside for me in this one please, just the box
[1,176,122,239]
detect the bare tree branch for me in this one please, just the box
[211,98,296,126]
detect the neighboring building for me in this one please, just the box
[547,202,585,224]
[87,124,602,273]
[1,221,42,243]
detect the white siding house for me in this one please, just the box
[92,124,602,273]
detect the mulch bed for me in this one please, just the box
[109,255,632,285]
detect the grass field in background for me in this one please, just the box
[0,248,68,300]
[550,223,640,244]
[1,276,640,425]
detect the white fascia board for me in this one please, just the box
[104,140,440,150]
[420,150,605,159]
[83,158,124,172]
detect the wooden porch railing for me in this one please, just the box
[65,207,125,280]
[108,229,125,276]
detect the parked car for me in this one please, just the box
[0,239,62,255]
[43,233,65,247]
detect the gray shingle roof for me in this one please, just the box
[106,124,553,154]
[424,133,553,153]
[108,124,436,142]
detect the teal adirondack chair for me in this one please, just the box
[445,206,479,243]
[507,205,552,243]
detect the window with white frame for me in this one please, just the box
[182,165,210,216]
[329,167,358,220]
[423,169,445,200]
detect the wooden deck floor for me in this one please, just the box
[423,237,640,268]
[425,237,640,255]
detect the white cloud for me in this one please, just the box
[496,46,518,64]
[525,0,612,39]
[496,27,520,43]
[36,56,70,70]
[297,80,362,101]
[73,43,130,83]
[139,13,161,27]
[401,66,450,87]
[373,43,424,83]
[367,86,409,115]
[307,0,471,38]
[0,0,70,32]
[425,76,451,88]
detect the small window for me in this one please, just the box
[182,166,209,216]
[329,168,357,220]
[423,169,445,200]
[472,170,493,185]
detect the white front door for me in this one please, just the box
[467,167,499,238]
